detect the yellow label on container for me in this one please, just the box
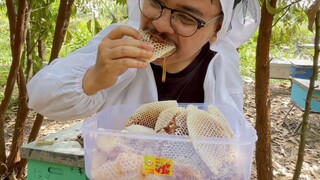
[143,156,173,176]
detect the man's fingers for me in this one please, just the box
[112,58,148,69]
[98,25,151,70]
[107,38,154,50]
[107,46,153,60]
[106,25,141,40]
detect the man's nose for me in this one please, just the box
[152,9,175,35]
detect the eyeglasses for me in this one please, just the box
[138,0,223,37]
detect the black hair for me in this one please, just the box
[211,0,242,9]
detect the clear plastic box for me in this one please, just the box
[82,103,257,180]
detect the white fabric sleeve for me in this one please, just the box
[27,23,133,121]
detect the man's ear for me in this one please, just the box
[209,20,222,43]
[209,33,217,43]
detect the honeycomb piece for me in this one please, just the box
[125,100,178,129]
[186,108,235,175]
[114,152,144,178]
[186,104,198,111]
[92,152,204,179]
[91,161,118,180]
[187,108,234,138]
[172,161,204,180]
[124,125,156,134]
[96,135,134,158]
[159,140,198,160]
[155,107,189,135]
[139,29,176,62]
[207,105,234,138]
[91,148,108,171]
[92,152,145,180]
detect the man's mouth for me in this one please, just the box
[145,30,176,48]
[149,33,176,58]
[139,29,176,62]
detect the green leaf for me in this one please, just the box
[71,5,77,17]
[111,18,117,24]
[65,30,73,44]
[94,19,102,35]
[115,0,127,5]
[259,0,264,5]
[87,19,92,34]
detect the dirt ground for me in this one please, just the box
[4,78,320,179]
[243,77,320,180]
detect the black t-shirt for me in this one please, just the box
[151,43,215,103]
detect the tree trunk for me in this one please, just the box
[255,0,277,180]
[0,0,28,175]
[292,10,320,180]
[6,0,16,50]
[26,31,33,82]
[38,38,45,65]
[7,67,29,175]
[0,0,16,172]
[50,0,75,62]
[7,0,31,177]
[16,114,44,178]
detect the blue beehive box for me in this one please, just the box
[290,60,318,80]
[290,78,320,112]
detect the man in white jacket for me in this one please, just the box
[27,0,260,121]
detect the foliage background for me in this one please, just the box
[239,1,315,77]
[0,0,127,102]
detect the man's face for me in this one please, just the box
[139,0,222,73]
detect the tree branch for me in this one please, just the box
[293,10,320,180]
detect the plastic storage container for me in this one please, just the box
[82,103,257,180]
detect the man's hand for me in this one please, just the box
[83,26,154,95]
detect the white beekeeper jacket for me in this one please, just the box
[27,0,261,121]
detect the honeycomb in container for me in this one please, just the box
[158,140,198,160]
[96,136,133,156]
[91,152,144,180]
[187,108,234,138]
[208,105,235,137]
[92,153,204,180]
[91,148,108,170]
[124,125,155,134]
[187,108,235,176]
[91,161,118,180]
[155,106,188,135]
[125,100,178,129]
[91,101,238,179]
